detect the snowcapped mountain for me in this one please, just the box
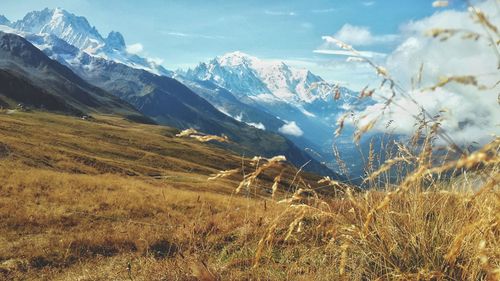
[184,51,366,122]
[184,51,368,128]
[183,52,375,176]
[13,8,103,51]
[0,31,149,121]
[187,51,337,105]
[0,7,371,177]
[0,15,10,26]
[7,8,171,76]
[104,31,125,51]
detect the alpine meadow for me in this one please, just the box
[0,0,499,280]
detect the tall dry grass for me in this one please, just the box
[238,1,500,280]
[244,137,499,280]
[0,112,327,280]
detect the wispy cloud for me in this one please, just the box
[161,31,226,40]
[147,57,164,65]
[355,1,500,145]
[362,1,375,6]
[264,10,297,16]
[330,24,398,46]
[311,8,336,13]
[280,57,380,90]
[313,49,386,59]
[126,43,144,54]
[300,22,314,30]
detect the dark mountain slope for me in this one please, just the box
[0,29,337,177]
[0,32,151,123]
[57,51,337,177]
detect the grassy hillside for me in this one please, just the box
[0,110,333,280]
[1,111,498,281]
[0,111,500,280]
[0,32,150,124]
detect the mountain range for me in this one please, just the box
[0,31,150,123]
[182,52,375,176]
[0,8,341,178]
[9,8,172,76]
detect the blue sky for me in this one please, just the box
[1,0,467,88]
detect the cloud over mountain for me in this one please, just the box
[333,24,398,46]
[359,1,500,145]
[279,121,304,137]
[126,43,143,54]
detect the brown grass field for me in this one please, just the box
[0,111,498,280]
[0,111,320,280]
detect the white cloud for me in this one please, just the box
[246,122,266,130]
[298,106,316,117]
[362,1,375,6]
[279,121,304,137]
[314,48,386,59]
[312,36,388,89]
[300,22,314,30]
[166,32,190,37]
[332,24,398,46]
[162,31,226,40]
[357,0,500,145]
[126,43,143,54]
[346,56,366,63]
[264,10,296,16]
[219,111,266,130]
[147,57,164,65]
[283,57,379,90]
[311,8,336,13]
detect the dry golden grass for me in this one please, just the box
[0,111,327,280]
[252,174,499,280]
[0,111,498,281]
[2,35,499,281]
[249,5,500,278]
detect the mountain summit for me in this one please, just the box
[10,8,171,76]
[13,8,103,51]
[186,51,334,105]
[184,52,373,175]
[1,9,335,176]
[0,31,149,122]
[104,31,126,51]
[0,15,10,26]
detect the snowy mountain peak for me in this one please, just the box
[8,8,172,77]
[217,51,257,66]
[13,8,103,51]
[0,15,10,26]
[105,31,125,51]
[186,52,335,104]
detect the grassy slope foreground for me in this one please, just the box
[0,110,326,280]
[0,110,499,281]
